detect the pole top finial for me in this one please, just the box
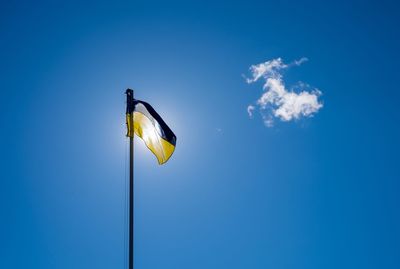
[126,88,133,95]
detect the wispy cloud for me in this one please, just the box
[247,105,255,118]
[245,57,322,126]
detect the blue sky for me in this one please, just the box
[1,0,400,268]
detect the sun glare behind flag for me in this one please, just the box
[126,89,176,164]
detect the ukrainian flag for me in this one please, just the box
[126,90,176,164]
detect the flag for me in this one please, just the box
[126,91,176,164]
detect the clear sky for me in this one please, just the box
[1,1,399,268]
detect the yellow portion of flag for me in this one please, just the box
[126,112,175,164]
[126,113,134,138]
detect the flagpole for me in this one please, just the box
[126,89,134,269]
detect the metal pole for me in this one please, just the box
[126,89,134,269]
[129,134,134,269]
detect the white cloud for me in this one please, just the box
[293,57,308,66]
[245,57,322,126]
[246,58,286,83]
[274,90,322,121]
[247,105,255,118]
